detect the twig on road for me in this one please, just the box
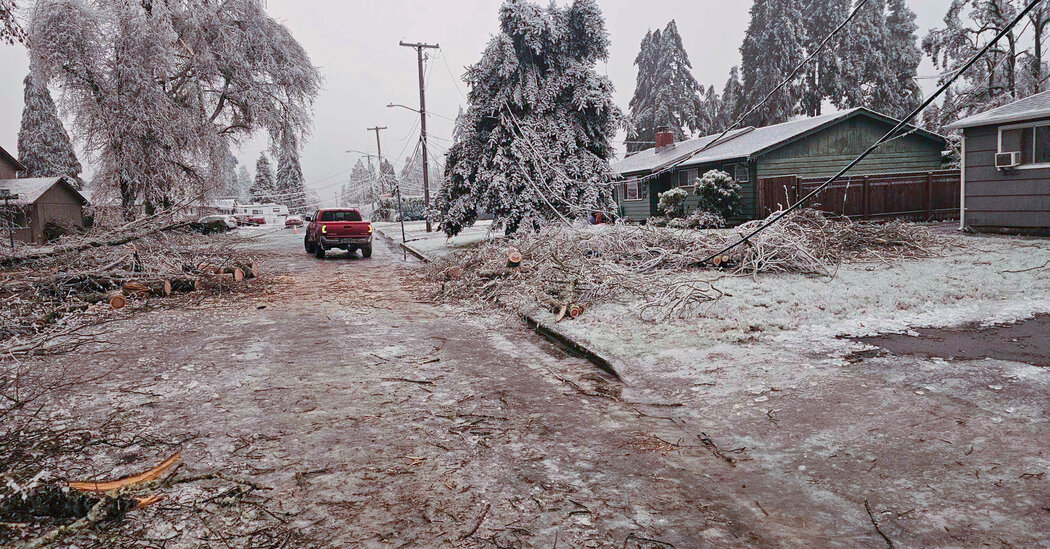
[865,499,894,548]
[460,503,490,540]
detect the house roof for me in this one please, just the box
[614,107,946,175]
[0,146,26,172]
[613,127,756,176]
[946,90,1050,130]
[0,177,87,206]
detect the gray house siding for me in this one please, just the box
[963,122,1050,232]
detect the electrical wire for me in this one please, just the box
[699,0,1046,265]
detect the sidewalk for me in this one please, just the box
[373,220,497,259]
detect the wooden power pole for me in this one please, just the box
[400,41,439,233]
[367,126,388,195]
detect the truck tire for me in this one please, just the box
[304,235,315,254]
[361,246,372,258]
[315,244,325,259]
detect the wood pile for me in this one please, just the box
[427,209,947,321]
[0,219,263,352]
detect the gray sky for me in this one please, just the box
[0,0,953,204]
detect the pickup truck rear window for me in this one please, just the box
[319,211,363,222]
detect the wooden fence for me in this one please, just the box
[755,169,961,221]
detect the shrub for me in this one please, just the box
[695,169,741,219]
[669,210,726,229]
[657,187,690,219]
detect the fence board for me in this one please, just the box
[756,170,960,221]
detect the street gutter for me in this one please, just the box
[372,224,622,381]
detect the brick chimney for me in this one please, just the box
[654,130,675,153]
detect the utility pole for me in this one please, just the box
[367,125,406,243]
[1,189,19,249]
[366,126,388,195]
[400,40,439,233]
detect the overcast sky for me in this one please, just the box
[0,0,953,204]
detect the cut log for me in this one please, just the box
[507,248,523,268]
[568,304,585,319]
[121,281,171,298]
[233,268,245,282]
[107,291,127,310]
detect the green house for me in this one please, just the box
[613,107,949,221]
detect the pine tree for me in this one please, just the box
[438,0,621,237]
[17,73,83,186]
[276,132,307,212]
[222,149,239,198]
[873,0,922,118]
[799,0,852,116]
[740,0,807,126]
[379,159,397,196]
[627,20,704,153]
[251,154,276,203]
[236,165,252,200]
[347,159,375,207]
[720,66,745,127]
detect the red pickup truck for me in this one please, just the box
[304,209,373,258]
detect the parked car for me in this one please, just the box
[304,209,373,258]
[233,214,257,226]
[285,215,304,228]
[198,215,238,230]
[247,216,266,225]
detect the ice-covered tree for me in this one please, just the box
[799,0,852,116]
[275,131,307,212]
[251,154,276,203]
[17,73,83,186]
[236,165,252,200]
[346,159,375,207]
[29,0,321,220]
[719,66,745,128]
[872,0,923,117]
[740,0,807,126]
[379,158,397,196]
[627,21,704,153]
[0,1,24,44]
[924,1,1050,126]
[438,0,622,237]
[221,148,239,198]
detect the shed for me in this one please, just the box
[0,177,89,243]
[947,90,1050,235]
[613,107,949,221]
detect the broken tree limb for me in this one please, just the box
[506,248,523,268]
[106,291,127,310]
[68,452,181,494]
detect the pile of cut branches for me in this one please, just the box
[0,214,264,356]
[426,210,948,321]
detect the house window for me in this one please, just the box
[624,181,640,201]
[735,164,750,183]
[1000,123,1050,166]
[677,169,698,188]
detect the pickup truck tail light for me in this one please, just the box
[321,225,327,234]
[368,226,373,234]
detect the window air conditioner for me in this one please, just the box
[996,151,1022,170]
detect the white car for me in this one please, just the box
[199,215,238,230]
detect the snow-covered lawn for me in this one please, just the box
[373,220,498,257]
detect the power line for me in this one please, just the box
[618,0,873,187]
[699,0,1045,265]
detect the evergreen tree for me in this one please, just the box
[872,0,922,118]
[222,148,239,198]
[251,154,276,203]
[799,0,852,116]
[347,159,376,207]
[627,21,704,153]
[720,66,745,128]
[438,0,621,237]
[17,73,83,186]
[236,165,252,200]
[276,132,307,212]
[740,0,807,126]
[379,158,397,196]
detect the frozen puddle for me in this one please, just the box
[854,314,1050,367]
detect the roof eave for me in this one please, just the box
[946,110,1050,130]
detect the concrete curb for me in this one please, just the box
[373,224,622,381]
[373,226,431,262]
